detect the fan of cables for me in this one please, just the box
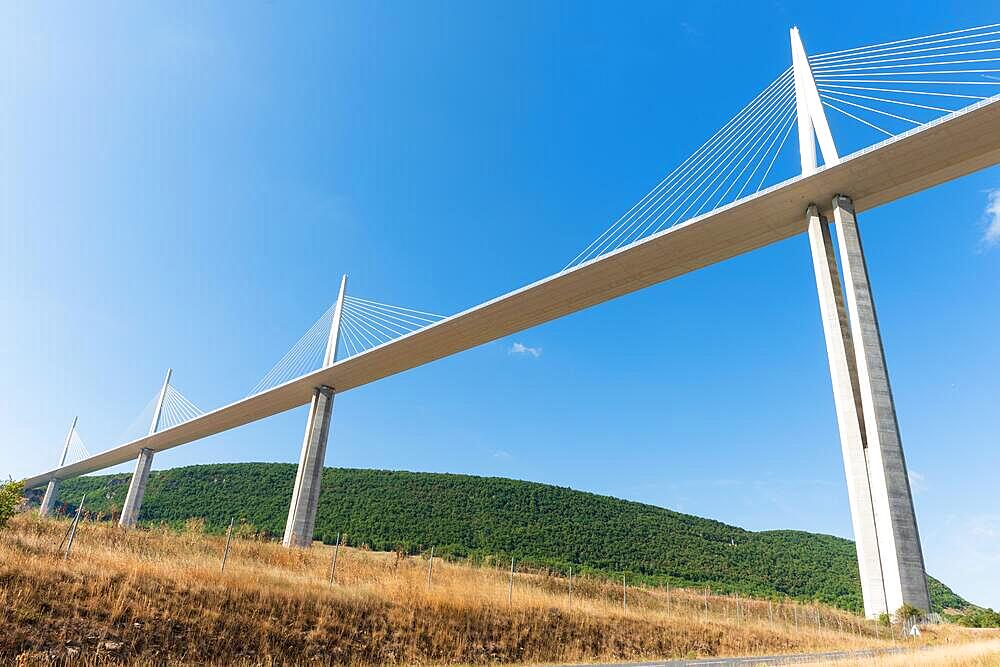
[564,66,798,271]
[339,296,445,358]
[157,384,206,430]
[247,297,446,396]
[809,23,1000,141]
[247,303,337,397]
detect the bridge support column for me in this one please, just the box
[119,447,154,528]
[39,416,78,518]
[808,197,931,617]
[119,368,171,529]
[39,480,60,517]
[831,195,931,615]
[282,274,348,549]
[806,205,887,618]
[282,385,336,547]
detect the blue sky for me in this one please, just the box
[2,2,998,608]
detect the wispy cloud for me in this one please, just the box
[509,342,542,358]
[491,449,512,460]
[983,189,1000,248]
[680,21,699,36]
[909,470,927,494]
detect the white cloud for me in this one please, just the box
[491,449,512,460]
[983,189,1000,248]
[509,342,542,358]
[909,470,927,495]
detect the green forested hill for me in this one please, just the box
[42,463,967,614]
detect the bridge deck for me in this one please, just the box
[24,95,1000,489]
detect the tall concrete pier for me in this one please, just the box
[792,27,930,616]
[806,206,889,618]
[282,274,347,548]
[832,196,931,614]
[38,416,78,517]
[119,368,171,528]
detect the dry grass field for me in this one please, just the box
[1,512,993,665]
[803,637,1000,665]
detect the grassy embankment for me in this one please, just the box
[3,512,993,665]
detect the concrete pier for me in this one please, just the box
[282,275,347,548]
[282,385,336,547]
[831,195,931,614]
[118,368,171,529]
[806,205,888,618]
[38,416,77,518]
[119,447,154,528]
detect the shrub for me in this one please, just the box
[895,603,923,625]
[957,608,1000,628]
[0,480,25,528]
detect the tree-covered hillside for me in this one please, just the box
[43,463,967,614]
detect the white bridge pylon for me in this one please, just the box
[24,24,1000,618]
[793,26,930,617]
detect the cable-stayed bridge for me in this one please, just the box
[22,24,1000,620]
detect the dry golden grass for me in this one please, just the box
[802,637,1000,665]
[1,513,992,665]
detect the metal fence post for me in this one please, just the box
[329,532,341,583]
[427,545,434,589]
[63,494,86,559]
[508,557,515,605]
[220,517,234,573]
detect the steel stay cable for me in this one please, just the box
[814,78,1000,86]
[345,303,437,329]
[564,68,793,267]
[344,296,444,321]
[173,391,205,417]
[822,100,894,136]
[343,301,435,333]
[809,24,1000,63]
[342,303,416,336]
[816,83,986,100]
[656,81,795,231]
[739,104,798,198]
[709,92,799,210]
[250,327,324,394]
[343,308,410,344]
[563,68,793,268]
[813,56,1000,74]
[598,76,796,252]
[819,92,922,125]
[816,69,1000,78]
[287,331,328,378]
[651,84,797,233]
[342,298,440,326]
[755,111,798,193]
[340,309,391,349]
[249,306,334,394]
[812,46,1000,71]
[251,311,332,393]
[342,309,397,347]
[636,80,799,238]
[342,305,416,341]
[810,40,1000,68]
[815,87,951,113]
[336,318,358,358]
[590,74,796,255]
[339,314,368,357]
[698,91,798,214]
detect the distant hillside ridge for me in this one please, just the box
[42,463,968,614]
